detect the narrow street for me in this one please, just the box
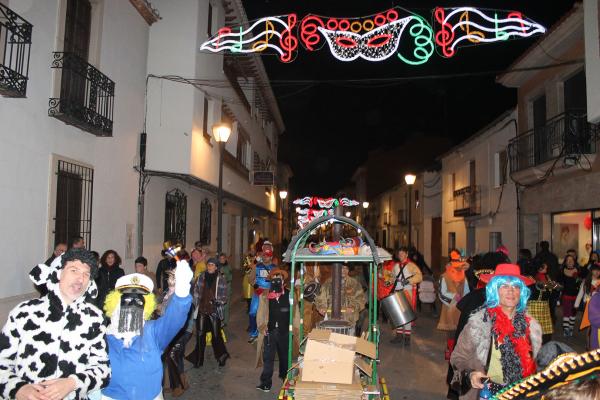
[166,272,588,400]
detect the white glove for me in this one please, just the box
[174,260,193,297]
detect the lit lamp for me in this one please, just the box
[213,122,232,254]
[404,173,416,247]
[362,201,369,209]
[279,190,288,250]
[345,211,351,218]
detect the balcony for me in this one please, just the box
[0,3,32,97]
[508,111,599,183]
[48,52,114,136]
[453,185,480,218]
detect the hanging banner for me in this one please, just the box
[200,6,546,64]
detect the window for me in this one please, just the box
[448,232,456,254]
[54,160,93,248]
[564,69,586,112]
[199,198,211,246]
[237,128,250,169]
[414,189,420,208]
[202,97,210,140]
[489,232,502,252]
[494,150,508,187]
[164,189,187,246]
[207,2,213,37]
[469,160,476,187]
[451,173,456,192]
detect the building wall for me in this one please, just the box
[0,0,148,320]
[585,0,600,123]
[441,110,518,260]
[422,171,442,270]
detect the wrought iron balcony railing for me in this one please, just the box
[508,111,599,174]
[0,3,32,97]
[453,185,480,218]
[49,52,114,136]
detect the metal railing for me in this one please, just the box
[453,185,480,217]
[0,3,32,97]
[508,111,599,173]
[48,52,115,136]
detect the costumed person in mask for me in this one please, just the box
[218,252,232,327]
[101,259,193,400]
[256,269,291,392]
[450,264,542,399]
[438,249,470,360]
[315,264,366,331]
[242,247,256,315]
[187,258,230,367]
[249,248,276,343]
[389,247,423,345]
[1,249,110,400]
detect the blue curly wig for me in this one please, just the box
[486,275,531,312]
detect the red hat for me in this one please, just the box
[263,249,273,257]
[479,263,535,286]
[496,245,509,257]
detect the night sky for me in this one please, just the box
[241,0,576,196]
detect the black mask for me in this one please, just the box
[118,292,145,333]
[271,277,283,293]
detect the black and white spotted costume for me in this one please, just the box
[0,257,110,399]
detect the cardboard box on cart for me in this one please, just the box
[301,329,376,385]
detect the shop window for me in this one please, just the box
[552,211,593,264]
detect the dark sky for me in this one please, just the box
[242,0,576,196]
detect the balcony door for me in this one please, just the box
[532,94,547,164]
[564,70,588,153]
[60,0,92,110]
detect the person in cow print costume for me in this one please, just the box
[0,248,110,400]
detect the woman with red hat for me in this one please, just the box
[450,264,542,399]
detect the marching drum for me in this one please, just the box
[303,281,321,303]
[381,290,417,328]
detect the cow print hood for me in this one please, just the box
[29,255,99,304]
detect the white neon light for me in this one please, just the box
[317,17,412,62]
[441,7,546,53]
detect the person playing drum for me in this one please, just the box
[390,247,423,345]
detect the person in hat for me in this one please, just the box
[101,261,193,400]
[315,263,366,329]
[187,258,230,368]
[156,242,177,294]
[438,249,470,360]
[450,264,542,399]
[249,248,276,343]
[255,269,291,392]
[1,249,109,400]
[389,247,423,345]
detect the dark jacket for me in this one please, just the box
[156,258,176,292]
[534,250,560,280]
[268,289,290,331]
[95,265,125,308]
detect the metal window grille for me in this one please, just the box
[0,3,32,97]
[199,198,212,246]
[164,189,187,246]
[54,160,93,248]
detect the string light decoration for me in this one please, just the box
[433,7,546,58]
[200,7,545,64]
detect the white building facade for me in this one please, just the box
[0,0,153,317]
[440,109,518,260]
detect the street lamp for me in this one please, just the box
[345,211,351,218]
[279,190,288,251]
[213,122,232,254]
[405,174,416,247]
[362,201,369,209]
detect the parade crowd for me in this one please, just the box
[2,234,600,399]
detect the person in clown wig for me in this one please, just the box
[100,260,193,400]
[450,264,542,399]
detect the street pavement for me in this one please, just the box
[166,273,587,400]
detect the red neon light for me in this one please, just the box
[326,18,338,30]
[508,11,527,33]
[338,19,350,31]
[434,7,456,57]
[366,34,392,48]
[279,13,298,62]
[374,14,386,27]
[335,36,358,48]
[215,27,231,48]
[300,15,324,51]
[386,9,399,22]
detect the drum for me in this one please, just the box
[381,291,417,328]
[303,282,321,303]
